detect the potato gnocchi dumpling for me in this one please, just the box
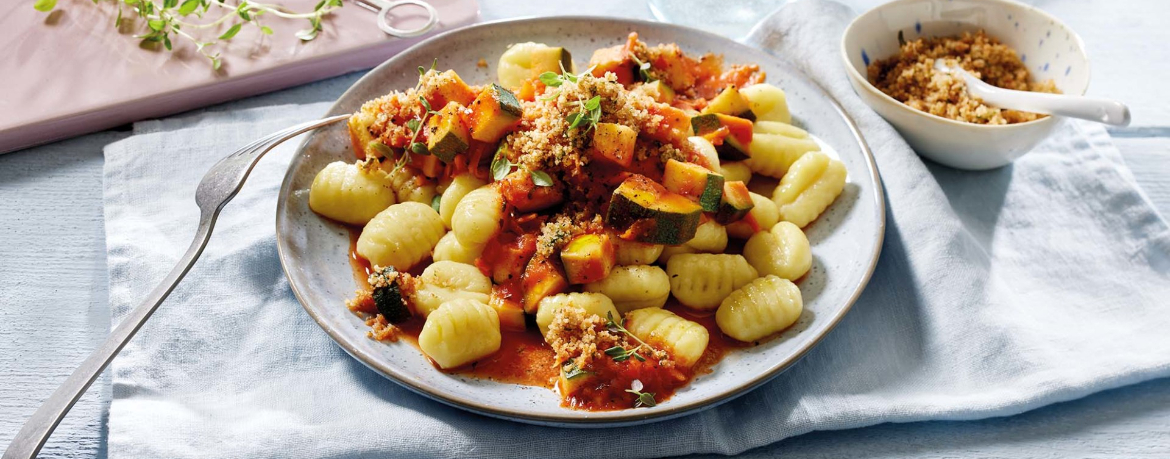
[439,173,488,229]
[384,164,437,204]
[666,253,758,310]
[744,221,812,281]
[612,236,664,266]
[740,84,791,124]
[719,161,753,184]
[356,202,444,271]
[773,151,847,227]
[432,232,485,265]
[727,192,780,239]
[419,298,501,369]
[584,265,670,313]
[535,292,619,337]
[745,121,821,179]
[411,261,493,317]
[716,275,803,342]
[452,186,505,246]
[624,307,709,367]
[308,161,397,225]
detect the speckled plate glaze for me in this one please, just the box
[276,17,885,427]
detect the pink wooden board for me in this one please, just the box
[0,0,479,154]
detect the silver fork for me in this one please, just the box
[2,114,350,459]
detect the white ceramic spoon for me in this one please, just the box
[934,59,1131,126]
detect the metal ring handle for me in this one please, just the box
[377,0,438,38]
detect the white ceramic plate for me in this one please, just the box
[276,17,885,427]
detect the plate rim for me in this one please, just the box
[275,15,887,427]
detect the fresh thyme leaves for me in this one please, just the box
[604,312,657,362]
[490,151,554,187]
[625,379,657,408]
[561,360,591,380]
[565,95,602,133]
[630,54,655,82]
[390,59,441,174]
[33,0,343,68]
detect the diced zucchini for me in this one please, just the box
[663,159,724,212]
[489,287,527,331]
[521,256,569,314]
[530,46,573,75]
[605,174,703,245]
[469,84,524,143]
[430,70,477,107]
[558,360,597,396]
[690,113,722,136]
[717,114,753,160]
[713,181,755,224]
[368,266,411,324]
[560,234,616,284]
[498,42,573,89]
[425,101,471,163]
[691,113,753,161]
[589,123,637,168]
[702,85,756,121]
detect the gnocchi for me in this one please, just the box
[658,220,728,264]
[624,308,709,367]
[773,151,847,227]
[308,161,397,225]
[744,221,812,280]
[612,236,664,265]
[432,231,485,265]
[745,122,821,179]
[666,253,758,310]
[726,192,780,239]
[356,202,444,271]
[583,265,670,313]
[419,298,501,369]
[740,83,791,124]
[439,173,488,228]
[452,186,505,247]
[411,261,493,317]
[716,275,802,342]
[535,292,619,338]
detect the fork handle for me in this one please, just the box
[3,210,216,459]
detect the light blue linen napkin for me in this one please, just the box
[102,1,1170,457]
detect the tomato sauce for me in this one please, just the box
[347,228,753,410]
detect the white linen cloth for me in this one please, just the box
[102,1,1170,456]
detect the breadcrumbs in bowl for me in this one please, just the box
[867,31,1060,125]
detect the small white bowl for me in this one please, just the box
[841,0,1090,170]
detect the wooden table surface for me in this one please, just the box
[1,0,1167,457]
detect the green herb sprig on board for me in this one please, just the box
[32,0,344,70]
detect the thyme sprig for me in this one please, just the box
[389,59,439,175]
[625,379,657,408]
[490,151,553,187]
[537,64,604,135]
[630,54,655,82]
[33,0,343,70]
[603,312,658,363]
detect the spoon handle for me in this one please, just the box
[961,73,1131,126]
